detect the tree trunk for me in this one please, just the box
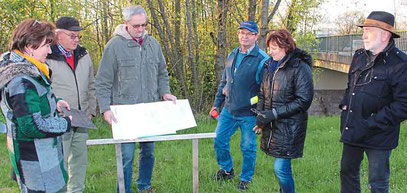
[174,0,189,98]
[148,0,175,66]
[102,0,109,44]
[49,0,55,22]
[285,0,297,33]
[186,0,199,102]
[258,0,282,50]
[248,0,256,21]
[214,0,229,85]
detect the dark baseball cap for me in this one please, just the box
[238,20,258,33]
[55,17,83,31]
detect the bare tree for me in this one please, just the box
[258,0,282,50]
[186,0,199,103]
[214,0,229,85]
[335,11,364,34]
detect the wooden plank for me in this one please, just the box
[192,139,199,193]
[115,144,125,193]
[87,133,216,145]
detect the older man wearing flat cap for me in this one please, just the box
[339,11,407,193]
[47,16,96,193]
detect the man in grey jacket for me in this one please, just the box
[46,17,97,193]
[95,5,176,193]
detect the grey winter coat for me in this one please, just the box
[46,45,97,117]
[95,24,171,113]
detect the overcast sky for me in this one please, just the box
[319,0,407,29]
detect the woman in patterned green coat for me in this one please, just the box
[0,19,72,193]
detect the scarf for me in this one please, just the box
[14,50,50,79]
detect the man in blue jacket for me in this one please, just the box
[210,20,269,190]
[339,11,407,193]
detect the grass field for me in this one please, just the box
[1,115,407,193]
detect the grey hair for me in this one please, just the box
[123,5,147,22]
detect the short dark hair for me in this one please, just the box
[266,29,296,53]
[9,18,56,52]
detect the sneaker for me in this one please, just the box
[211,168,235,181]
[138,187,153,193]
[237,180,250,190]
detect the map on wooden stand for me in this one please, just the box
[110,99,197,140]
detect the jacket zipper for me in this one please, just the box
[66,60,82,110]
[267,67,280,149]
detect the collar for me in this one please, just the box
[239,44,255,54]
[125,26,145,43]
[13,50,50,80]
[57,42,73,58]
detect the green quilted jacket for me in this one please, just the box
[0,52,71,192]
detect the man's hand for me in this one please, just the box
[253,125,263,134]
[163,93,177,104]
[56,100,70,112]
[256,110,277,127]
[103,110,118,126]
[209,106,220,119]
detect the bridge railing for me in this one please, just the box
[316,31,407,56]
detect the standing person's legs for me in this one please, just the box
[274,158,295,193]
[237,116,257,182]
[118,143,136,193]
[136,142,155,191]
[59,130,74,193]
[366,148,391,193]
[340,144,365,193]
[66,129,89,193]
[214,108,239,172]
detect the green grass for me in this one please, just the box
[1,115,407,193]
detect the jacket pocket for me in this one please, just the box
[117,59,139,97]
[340,110,347,133]
[118,59,139,81]
[360,73,389,98]
[360,73,390,118]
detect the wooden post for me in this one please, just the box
[115,144,125,193]
[192,139,199,193]
[87,133,216,193]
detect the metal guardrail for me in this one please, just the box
[316,31,407,56]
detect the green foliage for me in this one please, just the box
[1,115,407,192]
[0,0,323,114]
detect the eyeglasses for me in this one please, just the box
[61,31,81,40]
[130,23,147,29]
[32,20,39,27]
[238,31,257,36]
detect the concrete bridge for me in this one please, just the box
[310,31,407,116]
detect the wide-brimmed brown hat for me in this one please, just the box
[358,11,400,38]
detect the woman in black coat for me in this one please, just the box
[255,29,314,193]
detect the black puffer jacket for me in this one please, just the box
[339,39,407,150]
[257,48,314,159]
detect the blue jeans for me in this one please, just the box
[274,158,295,193]
[214,108,257,182]
[117,142,155,193]
[340,144,391,193]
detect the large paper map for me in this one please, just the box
[110,99,196,139]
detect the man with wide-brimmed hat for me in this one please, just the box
[339,11,407,193]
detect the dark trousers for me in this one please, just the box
[340,144,391,193]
